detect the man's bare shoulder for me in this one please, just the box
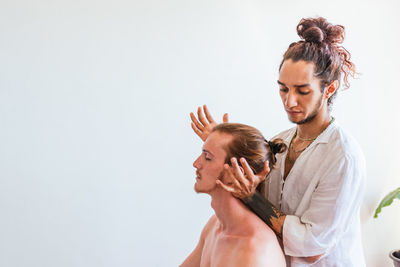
[200,214,218,239]
[217,226,285,267]
[180,215,218,267]
[231,235,285,267]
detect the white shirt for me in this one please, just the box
[264,121,366,267]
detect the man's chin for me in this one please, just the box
[288,114,315,125]
[287,113,301,123]
[194,185,201,193]
[194,183,215,194]
[194,184,205,193]
[288,116,302,124]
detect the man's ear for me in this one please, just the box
[325,80,338,99]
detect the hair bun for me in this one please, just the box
[303,26,324,43]
[297,17,345,45]
[268,139,287,155]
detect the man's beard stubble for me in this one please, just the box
[194,170,225,194]
[292,95,323,125]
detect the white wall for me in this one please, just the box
[1,0,399,266]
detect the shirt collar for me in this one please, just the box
[314,119,337,144]
[285,119,337,146]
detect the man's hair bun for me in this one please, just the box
[280,16,356,101]
[268,139,287,155]
[302,26,324,43]
[297,17,345,45]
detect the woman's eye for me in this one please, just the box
[279,87,288,93]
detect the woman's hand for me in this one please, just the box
[190,105,228,142]
[217,157,270,199]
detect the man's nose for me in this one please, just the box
[285,91,297,107]
[193,156,201,169]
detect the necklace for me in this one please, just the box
[291,132,314,153]
[297,135,317,141]
[287,117,335,164]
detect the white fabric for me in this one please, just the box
[264,121,366,267]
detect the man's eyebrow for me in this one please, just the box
[277,80,310,88]
[277,80,286,86]
[294,83,310,88]
[202,149,214,157]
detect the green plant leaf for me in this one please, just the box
[374,187,400,218]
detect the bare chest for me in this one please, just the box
[283,150,297,179]
[284,138,314,179]
[200,234,243,267]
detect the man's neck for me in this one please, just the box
[209,188,255,235]
[296,108,332,140]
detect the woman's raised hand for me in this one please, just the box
[190,105,229,142]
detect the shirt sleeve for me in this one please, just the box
[282,153,365,258]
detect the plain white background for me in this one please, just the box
[1,0,399,266]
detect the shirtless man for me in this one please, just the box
[180,123,286,267]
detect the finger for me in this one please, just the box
[256,160,270,183]
[229,172,242,189]
[230,157,249,187]
[216,180,236,193]
[223,164,242,188]
[203,105,215,124]
[239,157,256,190]
[223,113,229,123]
[190,112,204,130]
[191,122,204,139]
[224,163,236,181]
[240,157,257,184]
[197,106,208,126]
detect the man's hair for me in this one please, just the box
[211,123,286,174]
[279,17,356,107]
